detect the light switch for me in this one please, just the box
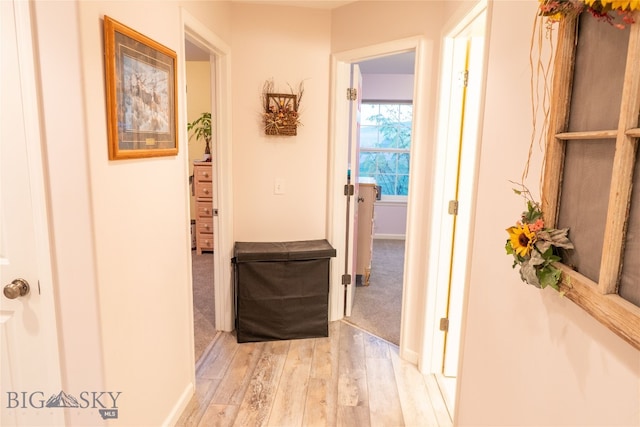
[274,178,285,195]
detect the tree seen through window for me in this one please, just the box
[359,103,412,198]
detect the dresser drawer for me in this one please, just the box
[196,202,214,218]
[195,182,213,199]
[194,164,213,182]
[197,218,213,233]
[197,233,214,250]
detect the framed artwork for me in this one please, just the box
[104,16,178,160]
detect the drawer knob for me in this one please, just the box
[203,172,209,178]
[203,188,209,194]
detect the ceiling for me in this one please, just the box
[230,0,356,9]
[358,51,415,75]
[185,1,414,75]
[185,39,210,62]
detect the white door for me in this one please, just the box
[441,17,487,378]
[1,1,63,425]
[344,65,362,317]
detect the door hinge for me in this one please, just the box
[342,274,352,285]
[448,200,459,215]
[344,184,355,196]
[439,317,449,332]
[347,87,358,101]
[459,70,469,88]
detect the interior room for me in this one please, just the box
[3,1,639,426]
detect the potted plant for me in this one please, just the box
[187,112,212,161]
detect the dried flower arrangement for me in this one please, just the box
[262,79,304,136]
[539,0,639,29]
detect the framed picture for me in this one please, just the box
[104,16,178,160]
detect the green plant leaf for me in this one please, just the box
[187,112,212,143]
[538,265,561,291]
[505,240,515,255]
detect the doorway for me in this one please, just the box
[346,52,415,346]
[181,10,235,372]
[423,1,489,417]
[184,38,216,363]
[328,37,428,365]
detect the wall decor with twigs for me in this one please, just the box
[262,79,304,136]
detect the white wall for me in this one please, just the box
[33,3,105,425]
[361,73,414,101]
[34,1,232,425]
[230,4,331,242]
[456,1,640,425]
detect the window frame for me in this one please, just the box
[542,13,640,350]
[359,100,412,201]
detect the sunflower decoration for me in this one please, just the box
[538,0,639,29]
[505,184,574,291]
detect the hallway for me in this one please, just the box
[177,321,452,426]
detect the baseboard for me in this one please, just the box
[162,381,195,427]
[400,347,419,364]
[373,234,405,240]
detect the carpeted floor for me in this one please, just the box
[192,250,216,362]
[348,239,405,345]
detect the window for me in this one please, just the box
[359,102,412,199]
[542,12,640,349]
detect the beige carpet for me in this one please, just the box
[348,239,405,345]
[191,250,216,362]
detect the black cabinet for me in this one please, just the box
[233,240,336,343]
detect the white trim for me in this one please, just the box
[373,234,405,240]
[328,36,426,362]
[12,1,64,423]
[375,198,408,207]
[419,0,491,423]
[162,381,195,427]
[401,348,419,365]
[181,9,235,335]
[327,58,351,322]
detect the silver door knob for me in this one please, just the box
[4,279,30,299]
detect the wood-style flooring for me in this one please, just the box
[177,321,453,427]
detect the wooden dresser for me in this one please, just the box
[356,177,377,286]
[193,162,214,254]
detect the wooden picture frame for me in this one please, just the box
[264,93,299,136]
[104,16,178,160]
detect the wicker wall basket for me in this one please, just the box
[265,123,297,136]
[264,92,300,136]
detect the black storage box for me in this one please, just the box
[233,239,336,343]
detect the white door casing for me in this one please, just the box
[328,37,425,363]
[181,9,234,333]
[421,1,489,418]
[442,29,486,377]
[1,0,63,425]
[344,64,362,317]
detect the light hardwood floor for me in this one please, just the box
[177,321,453,427]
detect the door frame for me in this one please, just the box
[2,0,63,421]
[328,36,428,361]
[419,0,490,415]
[180,9,235,335]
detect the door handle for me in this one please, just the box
[3,278,30,299]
